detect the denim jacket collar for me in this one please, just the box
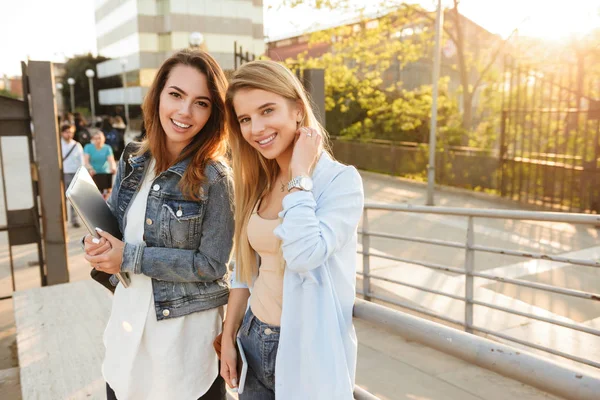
[127,151,192,177]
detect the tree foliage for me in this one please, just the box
[277,1,466,145]
[60,54,122,118]
[275,0,510,146]
[0,89,19,99]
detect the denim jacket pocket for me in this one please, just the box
[161,199,204,249]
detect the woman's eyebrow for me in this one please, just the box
[168,86,211,102]
[257,102,276,110]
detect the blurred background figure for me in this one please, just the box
[113,105,128,129]
[60,123,84,228]
[74,113,92,146]
[101,116,125,161]
[109,116,126,160]
[84,129,116,199]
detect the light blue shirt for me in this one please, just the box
[232,152,364,400]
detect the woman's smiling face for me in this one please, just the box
[159,64,213,152]
[232,88,301,160]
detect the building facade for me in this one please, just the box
[94,0,265,106]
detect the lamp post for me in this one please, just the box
[67,77,75,113]
[56,83,64,118]
[120,58,129,132]
[85,69,96,123]
[426,0,443,206]
[189,32,205,50]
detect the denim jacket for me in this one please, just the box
[107,143,234,320]
[232,153,364,399]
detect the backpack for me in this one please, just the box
[105,129,120,152]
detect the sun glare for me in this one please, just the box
[451,0,599,41]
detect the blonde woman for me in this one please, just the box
[219,60,364,399]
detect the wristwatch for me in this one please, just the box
[287,175,314,192]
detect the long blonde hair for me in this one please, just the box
[225,60,330,284]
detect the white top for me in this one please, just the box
[102,159,222,400]
[61,138,84,174]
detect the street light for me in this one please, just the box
[120,58,129,132]
[67,77,75,113]
[189,32,205,50]
[426,0,443,206]
[85,69,96,123]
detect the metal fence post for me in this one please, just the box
[465,216,474,333]
[28,61,70,285]
[362,209,371,301]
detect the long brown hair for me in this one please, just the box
[140,49,229,200]
[225,60,330,284]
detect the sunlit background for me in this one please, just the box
[0,0,598,76]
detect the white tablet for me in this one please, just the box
[236,336,248,394]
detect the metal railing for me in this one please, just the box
[353,299,600,400]
[358,203,600,369]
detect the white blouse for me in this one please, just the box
[102,159,222,400]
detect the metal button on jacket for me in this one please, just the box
[176,210,183,217]
[146,218,153,225]
[162,309,170,317]
[152,184,160,191]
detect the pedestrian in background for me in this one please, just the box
[84,129,116,198]
[74,113,92,146]
[60,123,84,228]
[101,116,126,161]
[110,116,127,160]
[113,105,128,128]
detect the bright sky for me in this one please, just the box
[0,0,598,77]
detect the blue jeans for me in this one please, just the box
[238,308,280,400]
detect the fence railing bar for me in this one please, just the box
[360,271,600,336]
[359,272,467,301]
[470,244,600,268]
[362,210,371,301]
[358,292,466,327]
[358,251,465,274]
[354,299,600,400]
[354,385,381,400]
[470,324,600,369]
[471,270,600,301]
[470,299,600,337]
[363,203,600,224]
[358,230,465,249]
[465,216,475,333]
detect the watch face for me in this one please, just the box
[300,176,314,191]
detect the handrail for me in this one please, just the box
[353,299,600,400]
[359,203,600,369]
[362,203,600,223]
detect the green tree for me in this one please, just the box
[276,0,511,145]
[276,1,464,144]
[0,89,19,99]
[60,54,122,118]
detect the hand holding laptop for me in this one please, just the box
[84,227,126,275]
[66,166,130,288]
